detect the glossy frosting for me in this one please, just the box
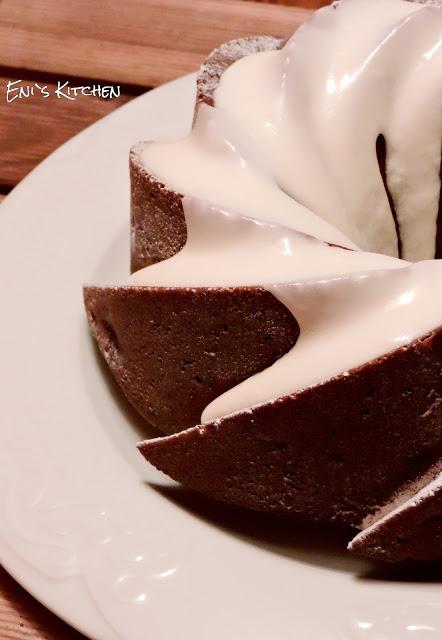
[130,199,442,421]
[133,0,442,422]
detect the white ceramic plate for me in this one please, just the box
[0,75,441,640]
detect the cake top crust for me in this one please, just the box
[131,0,442,421]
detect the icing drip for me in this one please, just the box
[130,198,442,422]
[206,262,442,421]
[129,199,402,288]
[132,0,442,422]
[142,0,442,260]
[140,104,357,250]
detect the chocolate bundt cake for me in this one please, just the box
[84,0,442,563]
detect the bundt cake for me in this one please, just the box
[84,0,442,563]
[349,463,442,561]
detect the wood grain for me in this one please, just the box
[0,77,132,185]
[0,0,309,86]
[0,568,85,639]
[249,0,328,5]
[0,0,311,185]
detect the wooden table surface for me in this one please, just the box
[0,1,324,637]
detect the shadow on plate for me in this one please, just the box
[149,483,442,582]
[149,482,368,574]
[359,561,442,583]
[82,328,442,583]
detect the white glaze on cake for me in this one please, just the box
[140,104,357,250]
[130,199,442,421]
[129,199,402,288]
[142,0,442,260]
[132,0,442,422]
[213,0,442,260]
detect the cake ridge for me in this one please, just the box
[85,0,442,563]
